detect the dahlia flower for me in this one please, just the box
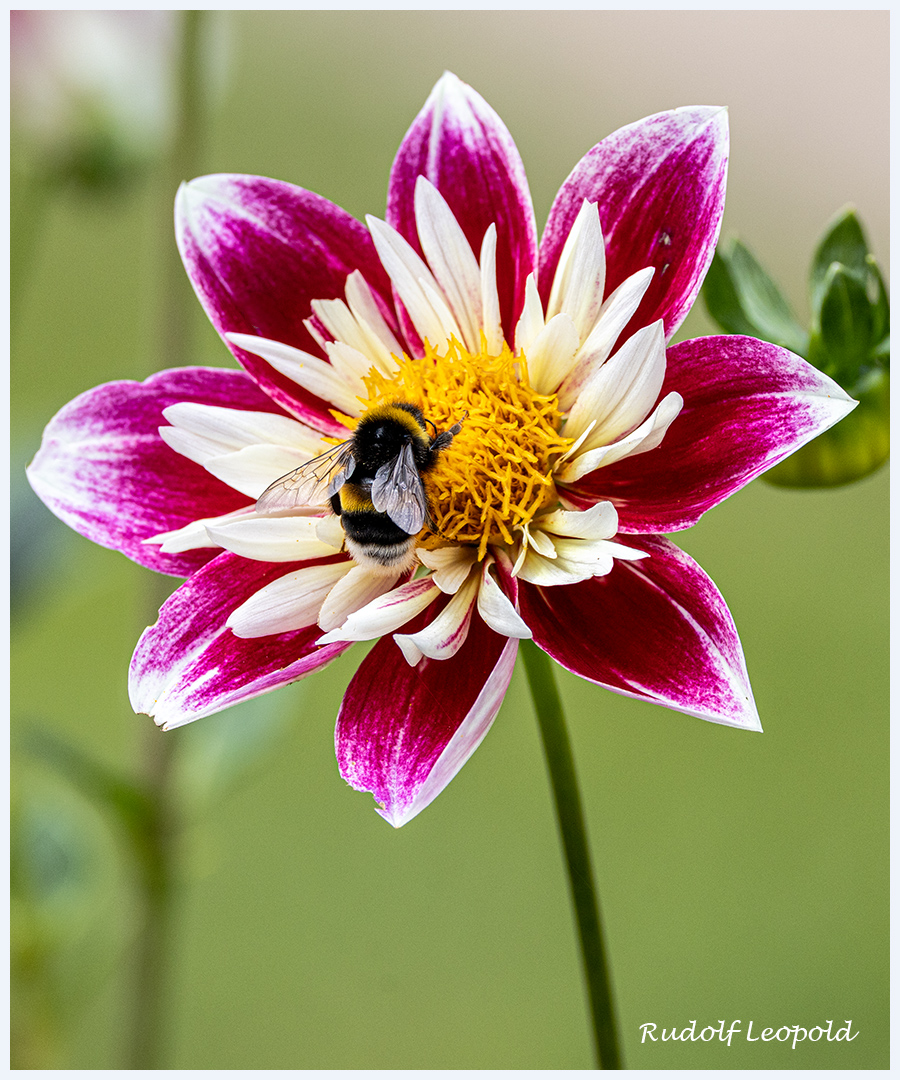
[28,73,854,826]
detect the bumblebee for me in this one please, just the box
[256,402,463,573]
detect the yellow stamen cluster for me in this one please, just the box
[359,338,573,559]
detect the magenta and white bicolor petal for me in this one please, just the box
[176,173,394,433]
[519,535,760,730]
[565,336,857,533]
[387,71,537,342]
[539,106,728,343]
[26,367,284,576]
[129,552,350,729]
[336,602,519,827]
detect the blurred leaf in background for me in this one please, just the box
[703,207,889,486]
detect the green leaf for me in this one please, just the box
[701,248,761,337]
[866,255,890,349]
[811,262,874,380]
[810,206,870,315]
[726,240,809,355]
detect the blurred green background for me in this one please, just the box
[11,11,888,1070]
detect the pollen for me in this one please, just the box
[359,337,573,560]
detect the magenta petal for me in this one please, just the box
[176,174,394,432]
[520,535,760,730]
[26,367,282,576]
[387,72,537,342]
[336,598,517,826]
[565,335,857,533]
[539,107,728,341]
[130,551,351,729]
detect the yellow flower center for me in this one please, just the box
[353,338,573,559]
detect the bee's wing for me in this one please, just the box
[371,442,428,534]
[256,441,355,514]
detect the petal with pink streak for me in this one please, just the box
[26,367,283,576]
[520,535,760,731]
[539,107,728,342]
[130,551,351,730]
[176,174,394,433]
[387,72,537,343]
[564,336,857,533]
[336,597,517,826]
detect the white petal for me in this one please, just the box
[552,535,647,571]
[226,333,364,415]
[202,444,313,499]
[316,514,345,549]
[366,215,462,348]
[562,321,667,449]
[415,176,482,352]
[514,273,545,354]
[317,577,441,644]
[557,266,655,411]
[144,505,256,553]
[227,561,351,638]
[516,548,593,587]
[207,514,342,562]
[317,563,401,633]
[477,561,532,639]
[415,545,479,593]
[344,270,405,369]
[524,311,580,395]
[479,224,503,355]
[160,402,323,462]
[557,391,683,481]
[545,200,606,341]
[393,568,479,663]
[538,500,619,540]
[324,339,377,385]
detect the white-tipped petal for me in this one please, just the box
[557,391,683,482]
[415,176,482,352]
[416,545,479,593]
[524,312,580,395]
[562,321,667,449]
[227,561,351,638]
[557,266,655,411]
[477,561,532,639]
[318,563,401,633]
[545,199,606,340]
[226,333,364,415]
[479,224,503,354]
[317,577,441,644]
[207,514,342,562]
[393,569,479,663]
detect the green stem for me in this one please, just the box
[520,640,623,1069]
[126,725,177,1070]
[126,10,208,1069]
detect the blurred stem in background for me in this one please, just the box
[521,641,622,1069]
[127,10,208,1069]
